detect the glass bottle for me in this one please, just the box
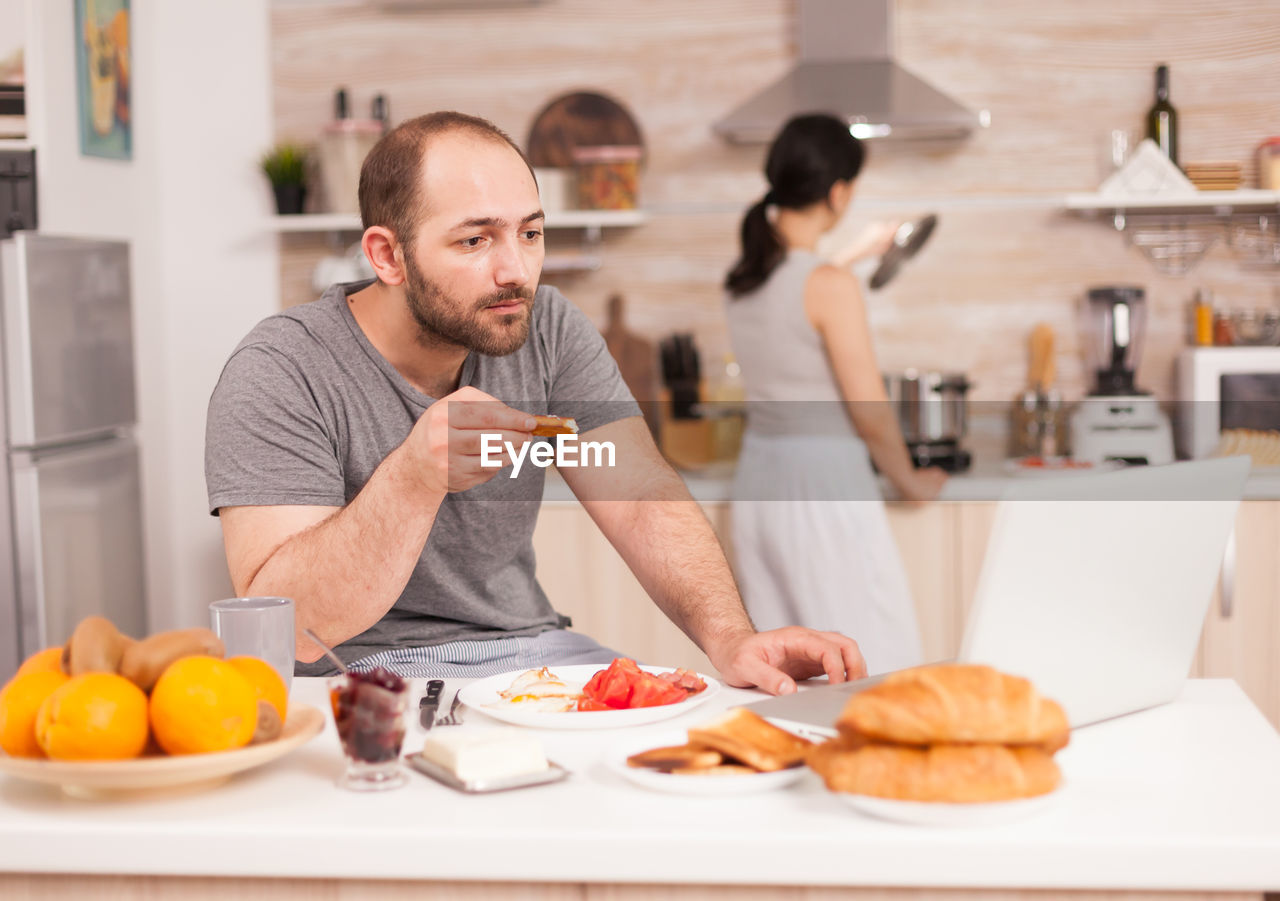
[1145,64,1178,166]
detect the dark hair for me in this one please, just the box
[358,111,534,247]
[724,114,865,297]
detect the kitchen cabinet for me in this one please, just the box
[535,497,1280,730]
[533,501,716,674]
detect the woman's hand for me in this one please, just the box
[898,466,949,504]
[830,220,901,267]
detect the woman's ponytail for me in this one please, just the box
[724,114,865,299]
[725,197,784,297]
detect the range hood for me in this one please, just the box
[714,0,987,143]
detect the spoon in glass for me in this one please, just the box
[303,628,348,674]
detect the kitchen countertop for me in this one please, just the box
[541,460,1280,503]
[2,678,1278,892]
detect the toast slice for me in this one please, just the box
[626,744,723,771]
[686,707,812,772]
[532,415,579,437]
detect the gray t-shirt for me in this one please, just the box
[205,280,640,675]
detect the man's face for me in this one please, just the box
[401,133,544,356]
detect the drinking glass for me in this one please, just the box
[327,671,409,791]
[209,596,295,695]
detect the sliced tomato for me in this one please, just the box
[576,696,611,712]
[628,671,690,707]
[583,658,639,709]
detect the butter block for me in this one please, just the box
[419,728,548,783]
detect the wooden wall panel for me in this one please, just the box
[270,0,1280,404]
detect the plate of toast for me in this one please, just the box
[609,708,812,796]
[806,664,1070,825]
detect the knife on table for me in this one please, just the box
[419,679,445,729]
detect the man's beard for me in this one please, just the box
[403,253,534,356]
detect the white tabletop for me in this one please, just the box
[1,677,1279,891]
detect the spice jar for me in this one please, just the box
[572,145,642,210]
[1258,137,1280,190]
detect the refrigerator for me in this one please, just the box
[0,234,147,679]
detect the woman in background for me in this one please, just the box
[723,114,947,674]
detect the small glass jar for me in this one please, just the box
[572,145,642,210]
[1258,137,1280,190]
[328,668,408,791]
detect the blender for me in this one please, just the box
[1070,286,1174,465]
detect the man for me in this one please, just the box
[205,111,865,694]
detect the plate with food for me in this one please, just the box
[457,658,719,729]
[0,704,325,800]
[1003,456,1122,477]
[608,708,812,796]
[835,784,1065,827]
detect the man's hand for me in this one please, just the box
[406,386,537,495]
[706,627,868,695]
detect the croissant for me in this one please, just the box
[808,737,1061,802]
[837,664,1069,752]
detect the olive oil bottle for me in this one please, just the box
[1145,64,1179,166]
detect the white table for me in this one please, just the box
[1,678,1279,900]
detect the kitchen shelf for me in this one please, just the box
[268,208,647,235]
[275,209,644,280]
[1062,189,1280,276]
[0,139,32,151]
[1064,189,1280,215]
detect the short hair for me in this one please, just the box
[358,111,533,246]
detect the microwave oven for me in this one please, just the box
[1175,347,1280,459]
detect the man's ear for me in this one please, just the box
[362,226,406,285]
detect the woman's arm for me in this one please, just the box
[803,265,947,502]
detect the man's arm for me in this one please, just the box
[218,387,536,663]
[558,416,866,693]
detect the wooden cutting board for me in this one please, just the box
[601,294,660,438]
[526,91,645,168]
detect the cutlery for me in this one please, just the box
[419,679,445,729]
[436,692,464,727]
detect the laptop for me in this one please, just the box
[746,456,1252,737]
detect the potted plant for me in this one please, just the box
[260,142,310,215]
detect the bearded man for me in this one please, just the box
[205,111,865,691]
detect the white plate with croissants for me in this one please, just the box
[807,664,1070,826]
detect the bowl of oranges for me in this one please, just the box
[0,616,322,798]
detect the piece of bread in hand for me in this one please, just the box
[808,737,1061,802]
[626,744,723,771]
[532,415,579,437]
[837,664,1069,752]
[686,707,812,772]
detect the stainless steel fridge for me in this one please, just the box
[0,234,147,679]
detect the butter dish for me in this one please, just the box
[407,727,569,793]
[406,753,570,793]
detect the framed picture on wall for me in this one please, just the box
[74,0,131,160]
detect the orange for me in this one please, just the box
[227,656,288,722]
[15,647,65,678]
[0,670,70,758]
[34,673,148,761]
[149,656,257,755]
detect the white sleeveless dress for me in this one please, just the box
[724,250,923,675]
